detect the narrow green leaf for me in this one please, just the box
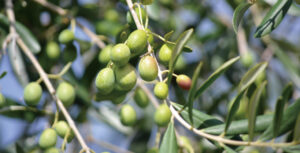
[195,56,240,99]
[293,113,300,142]
[159,121,178,153]
[224,90,246,134]
[164,30,174,40]
[254,0,293,37]
[15,143,25,153]
[248,81,267,141]
[166,42,193,53]
[167,28,193,85]
[185,62,203,127]
[223,144,238,153]
[0,14,41,54]
[273,83,292,138]
[0,71,7,79]
[232,2,253,33]
[259,98,300,141]
[283,145,300,153]
[238,62,268,92]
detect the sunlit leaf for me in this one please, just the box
[159,121,178,153]
[232,2,252,33]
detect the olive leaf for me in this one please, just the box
[248,81,267,141]
[254,0,293,37]
[293,113,300,142]
[159,121,178,153]
[0,71,7,79]
[232,2,253,33]
[167,28,193,85]
[164,30,174,40]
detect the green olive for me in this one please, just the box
[46,41,60,60]
[133,87,149,108]
[138,56,158,81]
[104,9,119,22]
[120,104,137,126]
[111,94,126,105]
[145,28,154,45]
[44,147,60,153]
[174,55,187,71]
[39,128,57,149]
[95,68,115,95]
[176,74,192,90]
[57,82,75,107]
[241,51,254,67]
[54,120,74,142]
[0,92,6,108]
[110,44,131,67]
[58,29,74,44]
[126,7,146,27]
[115,64,137,91]
[154,82,168,99]
[98,45,113,64]
[159,44,173,65]
[63,44,77,62]
[126,29,147,54]
[96,20,123,36]
[24,82,42,106]
[154,104,171,127]
[141,0,153,5]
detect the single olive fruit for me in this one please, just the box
[96,20,123,36]
[159,44,173,65]
[138,56,158,81]
[145,28,154,45]
[154,82,168,99]
[176,74,192,90]
[54,121,74,142]
[104,9,119,22]
[133,87,149,108]
[115,64,137,91]
[44,147,60,153]
[111,94,126,105]
[126,7,146,27]
[0,92,6,108]
[241,51,254,67]
[39,128,57,149]
[126,30,147,54]
[24,82,42,106]
[120,104,137,126]
[174,54,187,71]
[57,82,75,107]
[46,41,60,60]
[58,29,74,44]
[95,68,115,95]
[110,44,131,67]
[98,45,113,64]
[142,0,153,5]
[154,104,171,127]
[63,44,77,62]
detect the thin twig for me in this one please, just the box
[88,136,134,153]
[137,79,159,108]
[0,105,52,115]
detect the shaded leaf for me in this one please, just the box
[15,143,25,153]
[159,121,178,153]
[238,62,268,92]
[167,28,193,85]
[283,145,300,153]
[223,144,238,153]
[293,113,300,142]
[0,71,7,79]
[166,42,193,53]
[195,56,240,99]
[248,81,267,141]
[254,0,293,37]
[224,90,246,134]
[164,30,174,40]
[232,2,253,33]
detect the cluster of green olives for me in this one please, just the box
[46,29,77,62]
[39,120,74,151]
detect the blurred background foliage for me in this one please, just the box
[0,0,300,152]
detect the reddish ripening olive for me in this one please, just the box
[39,128,57,149]
[134,87,149,108]
[58,29,74,44]
[24,82,42,106]
[0,92,6,108]
[95,68,115,95]
[44,147,60,153]
[176,74,192,90]
[159,44,173,65]
[54,121,74,142]
[115,64,137,91]
[110,44,131,67]
[46,41,60,60]
[141,0,153,5]
[154,82,168,99]
[120,104,137,126]
[154,104,171,127]
[138,56,158,81]
[126,30,147,54]
[98,45,113,64]
[57,82,75,107]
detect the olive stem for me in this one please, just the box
[59,62,72,76]
[137,78,159,108]
[51,110,59,128]
[0,105,52,115]
[61,129,71,152]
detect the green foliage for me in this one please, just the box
[159,121,178,153]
